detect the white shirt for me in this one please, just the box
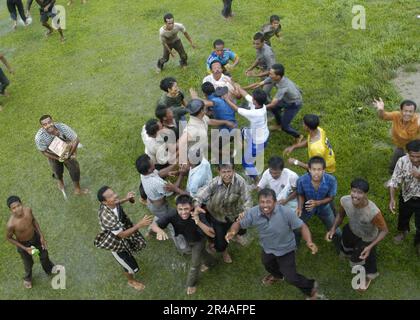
[202,73,235,93]
[111,207,123,235]
[238,95,269,144]
[258,168,299,209]
[141,125,168,165]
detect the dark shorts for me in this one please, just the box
[40,7,55,23]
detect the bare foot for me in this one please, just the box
[200,264,209,273]
[74,188,90,195]
[269,124,282,131]
[12,21,17,30]
[61,37,66,43]
[45,29,53,37]
[23,280,32,289]
[187,286,196,295]
[222,251,232,264]
[128,280,145,291]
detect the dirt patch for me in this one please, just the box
[391,63,420,104]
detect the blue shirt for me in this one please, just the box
[206,49,237,71]
[186,158,213,197]
[208,94,237,130]
[240,204,303,256]
[297,173,337,215]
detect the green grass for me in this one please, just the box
[0,0,419,300]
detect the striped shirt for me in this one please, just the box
[34,123,77,152]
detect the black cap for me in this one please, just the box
[186,99,204,114]
[214,86,229,97]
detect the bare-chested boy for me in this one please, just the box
[5,196,55,289]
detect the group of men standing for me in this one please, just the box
[3,6,419,301]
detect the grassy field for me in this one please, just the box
[0,0,419,300]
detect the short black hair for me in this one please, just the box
[218,162,234,170]
[39,114,52,123]
[160,77,177,92]
[268,156,284,171]
[350,178,369,193]
[400,99,417,111]
[175,194,193,206]
[308,156,326,169]
[406,140,420,153]
[258,188,277,201]
[6,195,21,208]
[155,105,170,122]
[135,154,152,175]
[303,114,320,130]
[145,119,160,136]
[271,64,285,77]
[252,89,267,106]
[213,39,224,48]
[97,186,110,202]
[163,13,174,22]
[210,59,223,70]
[201,82,215,96]
[270,15,280,23]
[253,32,264,42]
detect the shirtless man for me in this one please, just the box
[5,196,55,289]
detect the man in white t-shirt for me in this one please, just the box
[257,156,299,210]
[202,60,240,98]
[223,85,269,180]
[157,13,196,72]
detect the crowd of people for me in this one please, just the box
[3,1,419,300]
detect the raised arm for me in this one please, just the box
[373,97,385,119]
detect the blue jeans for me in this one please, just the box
[295,203,342,253]
[271,101,302,138]
[242,128,268,178]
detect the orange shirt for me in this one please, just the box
[383,111,420,148]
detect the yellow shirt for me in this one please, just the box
[383,111,420,149]
[308,127,336,173]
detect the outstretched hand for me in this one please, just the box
[372,97,384,110]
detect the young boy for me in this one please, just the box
[260,15,282,46]
[257,156,299,210]
[223,85,269,181]
[284,114,336,174]
[296,156,341,251]
[6,196,55,289]
[326,179,388,291]
[151,195,216,295]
